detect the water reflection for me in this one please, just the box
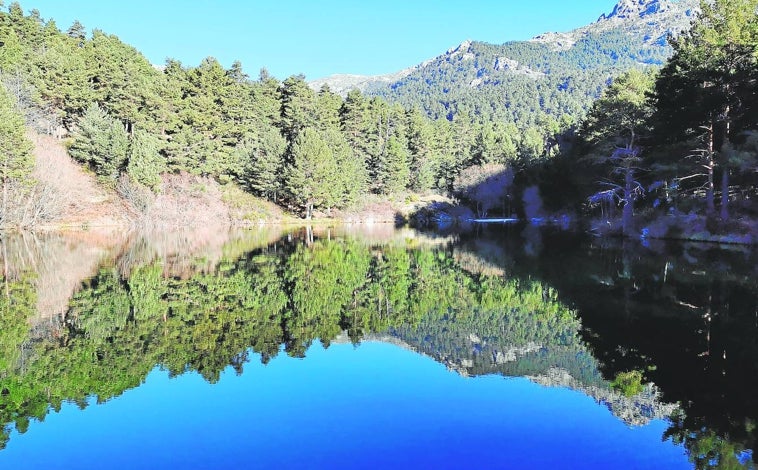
[454,226,758,468]
[0,225,756,468]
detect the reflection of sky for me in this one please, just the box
[1,343,689,469]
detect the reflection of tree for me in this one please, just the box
[665,410,755,470]
[0,233,603,452]
[471,229,758,468]
[0,272,37,449]
[285,239,371,355]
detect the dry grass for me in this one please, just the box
[29,133,135,229]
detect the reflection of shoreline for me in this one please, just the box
[2,227,286,327]
[1,229,129,325]
[4,225,456,330]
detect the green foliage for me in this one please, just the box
[650,0,758,220]
[284,127,333,217]
[0,3,586,219]
[85,30,160,130]
[611,370,645,397]
[127,130,165,191]
[284,127,366,216]
[370,31,674,126]
[68,102,129,182]
[1,0,754,228]
[236,126,286,200]
[377,135,410,195]
[0,81,33,189]
[0,272,36,375]
[280,75,317,143]
[582,69,655,149]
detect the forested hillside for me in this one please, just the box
[0,1,521,228]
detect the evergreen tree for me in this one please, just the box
[127,130,165,191]
[520,126,545,163]
[237,125,286,201]
[0,82,33,222]
[581,69,655,236]
[406,108,438,192]
[378,135,410,194]
[69,102,129,182]
[284,127,336,218]
[279,75,317,144]
[251,70,281,128]
[66,20,86,42]
[316,85,342,131]
[323,127,367,209]
[340,89,372,171]
[85,30,159,133]
[654,0,758,220]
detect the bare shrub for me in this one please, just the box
[0,180,65,229]
[116,174,155,215]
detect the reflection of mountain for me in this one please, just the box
[378,298,676,426]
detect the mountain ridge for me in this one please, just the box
[310,0,700,122]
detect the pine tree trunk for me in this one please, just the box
[720,168,729,222]
[720,100,731,223]
[623,166,634,237]
[2,178,7,226]
[2,238,9,300]
[706,124,716,216]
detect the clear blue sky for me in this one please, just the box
[17,0,620,79]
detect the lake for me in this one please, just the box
[0,225,756,469]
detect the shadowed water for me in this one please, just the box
[0,225,755,469]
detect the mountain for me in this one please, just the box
[311,0,699,124]
[307,68,415,96]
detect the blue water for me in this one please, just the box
[0,342,689,469]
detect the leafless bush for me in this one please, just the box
[116,174,155,215]
[0,180,66,229]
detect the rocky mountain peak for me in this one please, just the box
[600,0,665,20]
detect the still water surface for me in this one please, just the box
[0,225,756,469]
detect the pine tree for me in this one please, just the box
[654,0,758,220]
[285,127,335,219]
[279,75,317,144]
[127,130,165,191]
[323,127,367,209]
[237,125,286,201]
[340,89,372,170]
[0,82,33,223]
[66,20,86,42]
[69,102,129,182]
[378,135,410,194]
[406,108,438,192]
[582,69,655,236]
